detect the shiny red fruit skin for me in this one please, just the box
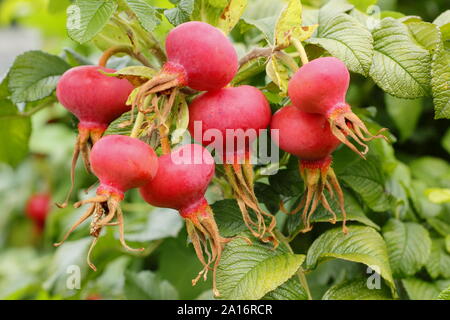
[90,135,158,199]
[288,57,350,115]
[270,105,341,161]
[188,86,271,158]
[139,144,215,216]
[26,193,51,226]
[56,66,134,130]
[165,21,238,91]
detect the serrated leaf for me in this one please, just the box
[385,94,423,142]
[266,55,289,95]
[306,226,395,292]
[340,156,391,212]
[217,0,247,34]
[164,0,194,26]
[402,278,443,300]
[126,0,161,32]
[369,18,431,98]
[262,276,308,300]
[67,0,118,44]
[431,47,450,119]
[286,190,380,237]
[437,285,450,300]
[0,104,31,167]
[124,270,178,300]
[382,219,431,277]
[322,278,392,300]
[426,239,450,279]
[308,13,373,76]
[274,0,302,48]
[8,51,70,104]
[216,234,305,299]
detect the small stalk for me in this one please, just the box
[292,38,309,66]
[98,45,153,68]
[274,51,299,72]
[130,111,145,138]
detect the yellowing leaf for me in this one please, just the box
[217,0,248,34]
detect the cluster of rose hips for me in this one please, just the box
[45,21,385,296]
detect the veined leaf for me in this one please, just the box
[426,239,450,279]
[382,219,431,277]
[340,156,391,212]
[274,0,302,48]
[266,55,290,95]
[125,0,161,32]
[216,234,305,299]
[431,46,450,119]
[306,226,395,293]
[308,13,373,76]
[402,278,449,300]
[8,51,70,104]
[405,21,441,52]
[67,0,118,44]
[262,276,308,300]
[164,0,194,26]
[322,278,392,300]
[370,18,431,98]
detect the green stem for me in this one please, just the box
[274,229,312,300]
[274,51,299,72]
[292,38,309,66]
[130,112,145,138]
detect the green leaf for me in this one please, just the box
[347,0,377,12]
[164,0,194,26]
[442,128,450,154]
[241,16,277,45]
[405,21,441,52]
[216,234,305,299]
[402,278,443,300]
[274,0,302,48]
[370,18,431,98]
[0,103,31,167]
[125,0,161,32]
[265,55,290,95]
[306,226,395,293]
[67,0,118,44]
[425,188,450,204]
[433,10,450,27]
[92,21,133,51]
[102,66,157,86]
[217,0,248,34]
[63,48,93,66]
[382,219,431,277]
[254,182,281,214]
[426,239,450,279]
[308,13,374,76]
[431,47,450,119]
[262,275,308,300]
[231,56,267,85]
[8,51,70,104]
[322,278,392,300]
[125,208,183,242]
[437,285,450,300]
[212,199,250,237]
[385,94,423,142]
[268,168,303,197]
[191,0,229,27]
[409,157,450,187]
[124,270,178,300]
[340,156,391,212]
